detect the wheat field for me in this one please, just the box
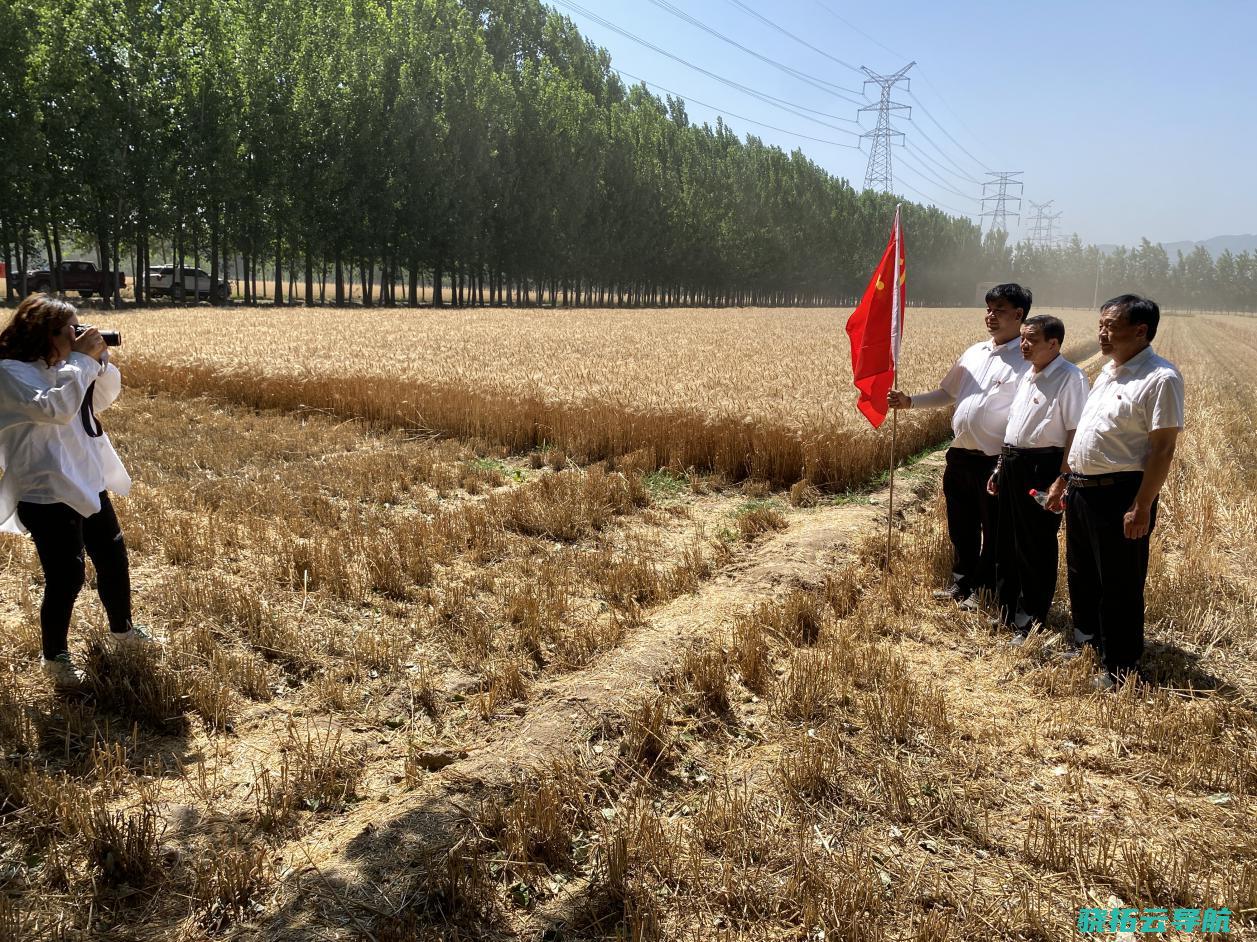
[0,307,1253,941]
[91,306,1099,489]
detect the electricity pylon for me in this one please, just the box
[859,62,915,193]
[981,171,1023,234]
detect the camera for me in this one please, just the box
[73,324,123,347]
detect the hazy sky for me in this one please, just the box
[550,0,1257,248]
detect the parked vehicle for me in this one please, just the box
[146,265,232,302]
[15,260,126,298]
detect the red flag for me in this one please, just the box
[845,207,905,428]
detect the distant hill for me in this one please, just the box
[1095,234,1257,258]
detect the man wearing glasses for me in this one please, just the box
[888,284,1033,608]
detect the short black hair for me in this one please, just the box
[985,283,1032,317]
[1022,314,1064,345]
[1102,294,1160,342]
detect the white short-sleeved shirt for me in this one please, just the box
[1004,354,1090,449]
[0,353,131,533]
[937,338,1030,456]
[1067,345,1184,475]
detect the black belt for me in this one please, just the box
[949,447,995,458]
[1068,471,1143,488]
[1001,444,1064,457]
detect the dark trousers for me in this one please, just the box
[942,447,1000,598]
[995,448,1064,628]
[1065,473,1155,675]
[17,493,132,659]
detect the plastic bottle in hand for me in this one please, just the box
[1028,488,1063,515]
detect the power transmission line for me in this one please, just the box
[912,67,1001,168]
[904,125,983,185]
[666,0,997,186]
[807,0,996,167]
[721,0,863,76]
[552,0,862,137]
[641,0,869,105]
[980,171,1024,234]
[612,68,861,149]
[895,163,979,213]
[808,0,905,63]
[859,62,914,193]
[896,150,979,203]
[893,177,976,218]
[906,91,990,175]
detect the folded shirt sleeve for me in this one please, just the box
[1062,370,1090,431]
[1147,371,1185,431]
[0,353,97,425]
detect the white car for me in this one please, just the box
[146,265,232,302]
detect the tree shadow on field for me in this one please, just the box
[260,786,515,941]
[261,780,639,942]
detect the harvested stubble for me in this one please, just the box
[393,316,1255,941]
[1,310,1252,941]
[0,381,744,937]
[104,306,1098,486]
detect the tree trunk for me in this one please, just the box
[110,233,121,308]
[1,217,13,303]
[41,223,56,293]
[433,259,443,307]
[18,227,29,297]
[209,216,221,306]
[304,244,313,306]
[334,249,343,305]
[408,260,418,307]
[274,227,283,306]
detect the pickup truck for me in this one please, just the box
[15,261,127,298]
[146,265,232,302]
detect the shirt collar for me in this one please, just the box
[1031,354,1064,382]
[1108,344,1155,376]
[990,336,1020,354]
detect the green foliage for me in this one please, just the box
[643,469,688,499]
[1,0,1252,310]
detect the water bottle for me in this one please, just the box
[1029,488,1063,514]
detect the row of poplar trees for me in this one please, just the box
[2,0,1253,310]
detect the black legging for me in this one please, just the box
[17,492,132,659]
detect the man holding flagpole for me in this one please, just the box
[886,284,1032,606]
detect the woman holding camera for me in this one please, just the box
[0,294,148,686]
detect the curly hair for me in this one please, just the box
[0,293,78,363]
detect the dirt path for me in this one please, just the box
[269,354,1112,932]
[264,453,946,935]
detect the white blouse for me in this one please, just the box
[0,352,131,533]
